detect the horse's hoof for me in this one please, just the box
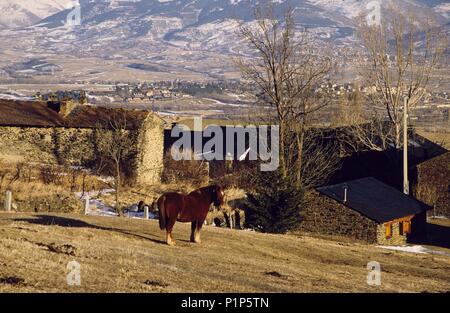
[167,241,176,246]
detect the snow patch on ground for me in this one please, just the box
[88,199,118,217]
[435,3,450,18]
[75,189,157,220]
[0,93,33,101]
[430,216,449,220]
[378,245,450,257]
[378,245,428,254]
[76,189,117,217]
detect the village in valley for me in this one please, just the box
[0,0,449,295]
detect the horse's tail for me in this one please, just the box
[158,196,166,230]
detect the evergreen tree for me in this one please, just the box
[243,170,304,234]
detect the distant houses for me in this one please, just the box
[37,90,88,104]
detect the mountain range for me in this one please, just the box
[0,0,72,29]
[0,0,448,82]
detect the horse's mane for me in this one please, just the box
[188,185,217,196]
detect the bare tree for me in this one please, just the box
[96,111,136,214]
[337,91,394,153]
[299,128,341,189]
[162,148,209,188]
[237,7,337,188]
[355,4,447,150]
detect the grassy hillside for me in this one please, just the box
[0,213,449,293]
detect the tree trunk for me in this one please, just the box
[295,130,305,189]
[81,174,86,199]
[395,118,402,149]
[115,162,121,215]
[279,121,287,178]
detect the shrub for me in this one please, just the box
[162,149,209,188]
[243,170,303,234]
[210,160,260,190]
[40,165,65,185]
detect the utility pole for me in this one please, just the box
[403,96,409,195]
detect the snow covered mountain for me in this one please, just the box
[0,0,73,28]
[0,0,447,81]
[33,0,449,43]
[29,0,447,52]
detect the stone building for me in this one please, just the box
[414,151,450,218]
[0,99,164,185]
[300,177,431,245]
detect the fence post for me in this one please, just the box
[224,212,233,229]
[84,195,90,215]
[144,206,149,220]
[4,191,12,212]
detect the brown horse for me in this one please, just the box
[157,185,225,246]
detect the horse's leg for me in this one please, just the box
[166,218,177,246]
[165,231,172,246]
[190,221,197,243]
[194,219,204,243]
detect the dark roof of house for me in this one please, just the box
[316,177,432,223]
[0,99,152,129]
[0,99,66,127]
[65,105,150,129]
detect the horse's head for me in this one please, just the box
[211,185,225,208]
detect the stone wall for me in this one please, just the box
[0,119,163,185]
[0,189,83,214]
[135,114,164,185]
[0,126,99,166]
[50,128,99,166]
[299,191,379,243]
[16,193,83,213]
[415,152,450,218]
[376,222,407,246]
[0,127,57,163]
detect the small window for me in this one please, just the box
[385,224,392,239]
[403,221,411,235]
[399,221,411,236]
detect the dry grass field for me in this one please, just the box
[0,213,449,293]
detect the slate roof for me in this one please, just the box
[316,177,432,223]
[0,99,65,127]
[0,99,151,129]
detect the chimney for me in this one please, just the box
[47,100,77,117]
[343,184,348,203]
